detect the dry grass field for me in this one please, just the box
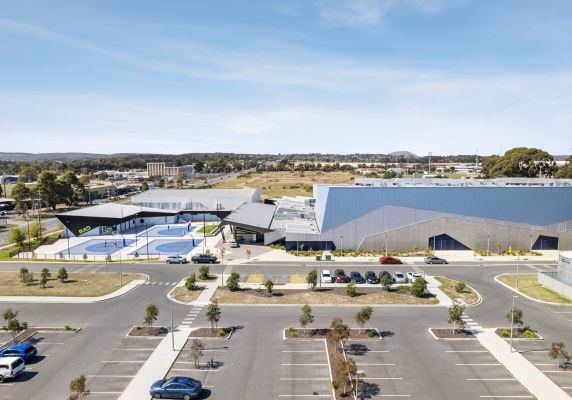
[0,271,144,297]
[170,286,203,303]
[212,171,355,198]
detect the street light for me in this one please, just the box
[510,295,518,353]
[340,235,343,257]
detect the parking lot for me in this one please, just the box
[515,340,572,397]
[85,336,162,398]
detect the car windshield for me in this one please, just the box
[24,347,34,353]
[396,273,404,278]
[11,358,23,369]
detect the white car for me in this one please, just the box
[321,270,333,283]
[406,272,422,283]
[165,255,188,264]
[0,357,25,383]
[392,271,407,284]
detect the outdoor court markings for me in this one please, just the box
[129,239,202,256]
[68,239,136,255]
[137,225,196,237]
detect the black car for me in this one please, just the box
[364,271,379,284]
[424,256,448,264]
[191,254,218,264]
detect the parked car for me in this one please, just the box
[392,271,407,284]
[424,256,448,264]
[0,357,25,383]
[321,269,333,284]
[191,254,217,264]
[150,376,202,399]
[364,271,379,284]
[229,240,240,248]
[0,343,37,363]
[334,269,350,283]
[406,272,422,283]
[379,256,402,264]
[350,271,365,284]
[165,255,188,264]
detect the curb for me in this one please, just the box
[434,276,483,307]
[494,274,572,306]
[428,327,478,341]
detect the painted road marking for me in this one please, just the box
[282,350,324,353]
[456,363,501,366]
[446,350,488,353]
[112,348,155,351]
[86,375,136,378]
[281,363,329,366]
[280,378,330,381]
[467,378,517,381]
[357,363,396,366]
[100,360,145,363]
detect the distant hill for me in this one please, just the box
[387,151,419,159]
[0,152,112,162]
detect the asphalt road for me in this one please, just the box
[0,259,569,400]
[0,216,60,246]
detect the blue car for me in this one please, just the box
[0,343,37,363]
[150,376,202,399]
[350,271,365,284]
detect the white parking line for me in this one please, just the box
[279,395,332,398]
[86,375,136,378]
[282,350,324,353]
[467,378,517,381]
[280,378,330,381]
[362,377,403,380]
[88,392,123,395]
[446,350,487,353]
[112,348,155,351]
[539,370,572,373]
[35,342,64,345]
[357,363,396,366]
[554,312,572,314]
[100,360,145,363]
[171,368,220,372]
[376,396,411,398]
[281,363,328,366]
[456,363,501,366]
[479,396,534,398]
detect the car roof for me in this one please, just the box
[4,343,31,351]
[322,270,331,274]
[0,356,23,363]
[166,376,191,384]
[394,271,404,274]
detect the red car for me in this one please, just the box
[379,256,402,264]
[334,269,350,283]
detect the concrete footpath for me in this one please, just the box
[118,326,192,400]
[0,278,147,303]
[476,328,571,400]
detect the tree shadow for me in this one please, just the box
[345,343,369,355]
[378,331,394,338]
[196,389,212,398]
[357,381,381,399]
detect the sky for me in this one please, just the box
[0,0,571,156]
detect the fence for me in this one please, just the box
[538,271,572,299]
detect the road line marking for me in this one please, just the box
[361,378,403,380]
[533,363,555,366]
[280,378,330,381]
[539,370,572,373]
[479,396,534,398]
[456,363,501,366]
[88,392,123,395]
[375,396,411,398]
[100,360,144,363]
[34,342,65,345]
[112,348,155,351]
[554,312,572,314]
[279,396,332,398]
[467,378,517,381]
[171,368,220,372]
[281,363,329,366]
[445,350,488,353]
[357,363,396,366]
[86,375,135,378]
[282,350,324,353]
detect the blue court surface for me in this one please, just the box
[68,239,136,255]
[130,239,203,256]
[138,225,196,238]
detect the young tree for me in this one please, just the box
[346,357,358,392]
[335,358,351,395]
[306,269,318,291]
[245,248,252,260]
[10,183,31,212]
[8,227,26,247]
[198,266,210,280]
[264,279,274,295]
[23,272,34,286]
[185,274,198,291]
[346,281,357,297]
[2,309,28,339]
[506,308,524,330]
[206,300,221,332]
[19,267,29,283]
[40,268,51,288]
[190,339,204,368]
[448,303,466,334]
[68,374,90,400]
[143,304,159,329]
[29,221,44,243]
[410,277,427,298]
[355,306,373,333]
[548,342,570,368]
[58,267,69,283]
[299,304,314,332]
[380,273,392,291]
[329,317,350,349]
[455,282,467,294]
[226,272,240,292]
[175,172,188,188]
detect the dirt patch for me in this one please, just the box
[128,326,168,337]
[434,276,480,305]
[189,327,232,338]
[285,328,380,340]
[212,286,438,305]
[495,328,542,339]
[170,286,204,303]
[430,328,477,339]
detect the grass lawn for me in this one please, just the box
[197,224,218,234]
[211,286,439,305]
[212,171,355,198]
[170,286,203,303]
[435,276,480,305]
[0,271,145,297]
[498,273,572,304]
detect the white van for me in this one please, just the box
[0,357,25,383]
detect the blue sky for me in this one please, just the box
[1,0,571,155]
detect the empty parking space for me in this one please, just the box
[514,340,572,396]
[439,340,535,399]
[279,340,333,398]
[85,336,161,398]
[346,339,409,399]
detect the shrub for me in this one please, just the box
[367,330,376,338]
[135,325,142,331]
[198,266,210,280]
[64,325,77,331]
[411,277,428,298]
[216,329,227,337]
[264,279,274,295]
[346,282,357,297]
[455,282,467,294]
[226,272,240,292]
[185,274,198,291]
[500,328,511,337]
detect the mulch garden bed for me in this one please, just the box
[1,326,80,347]
[189,327,232,339]
[221,286,414,297]
[285,328,380,340]
[430,328,477,339]
[495,328,542,339]
[128,326,169,337]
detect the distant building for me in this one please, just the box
[147,163,194,178]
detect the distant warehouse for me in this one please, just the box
[221,178,572,252]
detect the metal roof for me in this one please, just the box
[222,203,277,232]
[59,204,177,219]
[132,188,258,201]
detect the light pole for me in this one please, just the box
[220,247,225,284]
[340,235,343,257]
[510,295,518,353]
[487,231,490,256]
[385,234,388,256]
